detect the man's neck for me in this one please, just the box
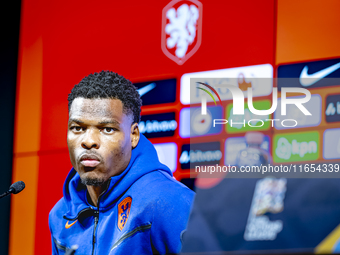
[86,186,104,207]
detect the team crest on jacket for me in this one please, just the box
[161,0,203,65]
[118,196,132,231]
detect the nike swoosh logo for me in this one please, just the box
[65,220,78,229]
[137,83,156,97]
[299,62,340,87]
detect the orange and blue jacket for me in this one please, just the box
[49,134,194,255]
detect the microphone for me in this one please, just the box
[0,181,25,199]
[9,181,25,194]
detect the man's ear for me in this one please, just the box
[130,123,140,148]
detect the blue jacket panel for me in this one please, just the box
[49,135,195,254]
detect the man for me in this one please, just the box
[49,71,195,254]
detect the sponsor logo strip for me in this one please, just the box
[134,79,176,106]
[180,64,273,105]
[224,136,270,166]
[179,106,222,138]
[277,58,340,90]
[325,94,340,123]
[180,142,221,170]
[139,112,177,138]
[274,94,321,129]
[323,128,340,160]
[153,143,177,172]
[273,131,320,163]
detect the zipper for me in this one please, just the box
[110,223,152,251]
[91,181,109,255]
[92,210,99,255]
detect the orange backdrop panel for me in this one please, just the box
[276,0,340,64]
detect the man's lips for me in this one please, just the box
[80,159,100,167]
[79,154,101,167]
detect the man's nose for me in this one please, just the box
[81,129,100,149]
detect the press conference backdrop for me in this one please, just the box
[10,0,340,254]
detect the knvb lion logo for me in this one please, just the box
[118,196,132,231]
[162,0,202,65]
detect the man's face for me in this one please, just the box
[67,98,139,186]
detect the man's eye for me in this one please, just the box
[103,127,114,134]
[71,126,83,132]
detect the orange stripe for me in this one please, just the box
[13,37,43,154]
[9,37,42,255]
[9,156,40,255]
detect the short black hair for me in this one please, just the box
[68,71,142,123]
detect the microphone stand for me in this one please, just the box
[0,190,11,199]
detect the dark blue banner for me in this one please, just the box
[325,94,340,123]
[277,58,340,90]
[139,112,177,138]
[134,78,177,106]
[180,142,221,170]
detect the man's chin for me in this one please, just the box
[80,177,106,187]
